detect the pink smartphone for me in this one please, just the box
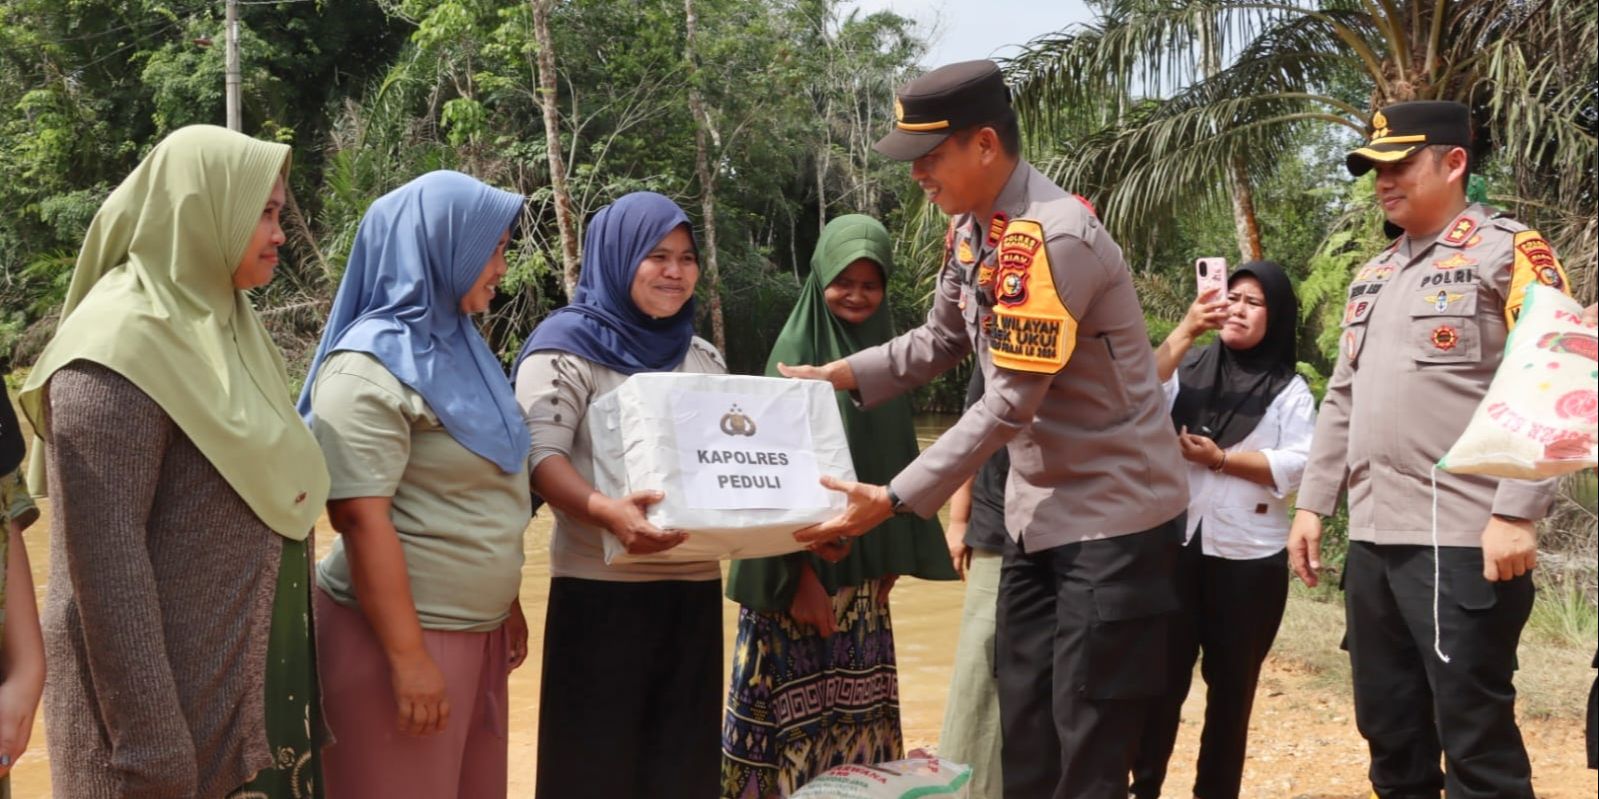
[1195,257,1228,300]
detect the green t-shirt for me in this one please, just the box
[310,351,531,632]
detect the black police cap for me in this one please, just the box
[874,60,1015,161]
[1346,100,1472,176]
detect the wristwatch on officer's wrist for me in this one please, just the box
[885,485,911,515]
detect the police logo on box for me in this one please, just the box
[719,405,757,437]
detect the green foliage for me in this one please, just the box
[1009,0,1597,309]
[0,0,404,365]
[4,0,1593,424]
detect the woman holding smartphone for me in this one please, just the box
[1134,260,1317,799]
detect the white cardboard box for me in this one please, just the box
[588,373,857,564]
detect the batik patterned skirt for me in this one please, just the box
[722,580,904,798]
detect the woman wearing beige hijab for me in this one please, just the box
[19,125,331,798]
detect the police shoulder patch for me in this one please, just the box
[987,218,1076,374]
[1506,229,1572,329]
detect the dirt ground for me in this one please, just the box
[9,507,1596,798]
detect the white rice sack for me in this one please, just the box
[1440,284,1598,479]
[588,373,856,564]
[790,758,973,799]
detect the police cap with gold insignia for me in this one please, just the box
[874,60,1014,161]
[1346,100,1471,176]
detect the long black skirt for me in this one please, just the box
[535,576,723,799]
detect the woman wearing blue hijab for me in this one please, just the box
[299,171,533,798]
[513,191,727,799]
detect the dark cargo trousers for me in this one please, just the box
[997,516,1184,799]
[1342,541,1535,799]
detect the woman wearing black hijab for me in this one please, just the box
[1133,261,1318,799]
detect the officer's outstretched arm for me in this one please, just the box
[794,475,892,542]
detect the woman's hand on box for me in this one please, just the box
[794,475,893,544]
[789,561,837,636]
[776,358,858,391]
[601,490,688,554]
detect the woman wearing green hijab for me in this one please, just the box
[722,215,957,796]
[18,125,331,798]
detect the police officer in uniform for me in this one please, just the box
[1289,101,1574,799]
[784,60,1189,799]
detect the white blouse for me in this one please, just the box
[1162,374,1318,560]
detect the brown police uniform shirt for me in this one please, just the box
[1297,203,1573,547]
[844,161,1188,551]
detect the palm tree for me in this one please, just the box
[1005,0,1596,293]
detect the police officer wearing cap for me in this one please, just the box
[782,60,1189,799]
[1289,100,1574,799]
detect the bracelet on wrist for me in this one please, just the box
[1210,451,1228,472]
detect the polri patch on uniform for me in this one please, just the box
[987,218,1075,375]
[1443,217,1477,245]
[1422,290,1468,313]
[976,256,997,297]
[1431,324,1461,351]
[1505,229,1572,330]
[1355,263,1395,282]
[1433,252,1476,270]
[1515,235,1565,288]
[1344,298,1374,325]
[996,229,1037,307]
[1343,326,1365,363]
[958,237,977,265]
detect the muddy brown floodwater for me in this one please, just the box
[6,420,1594,797]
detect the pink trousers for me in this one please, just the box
[316,589,510,799]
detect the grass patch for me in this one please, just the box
[1527,581,1599,648]
[1271,584,1353,695]
[1271,582,1596,721]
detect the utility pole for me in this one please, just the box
[225,0,241,130]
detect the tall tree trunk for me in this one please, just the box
[1230,156,1263,262]
[815,152,827,238]
[684,0,727,353]
[530,0,581,298]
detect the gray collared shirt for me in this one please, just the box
[846,161,1188,551]
[1297,203,1569,546]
